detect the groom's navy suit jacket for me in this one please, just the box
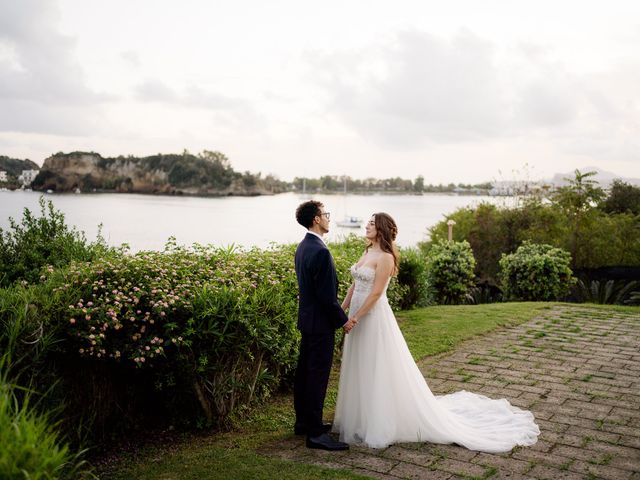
[295,233,348,334]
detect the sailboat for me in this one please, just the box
[336,176,363,228]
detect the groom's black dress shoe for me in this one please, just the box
[294,423,332,436]
[306,433,349,451]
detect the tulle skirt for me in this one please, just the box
[332,292,540,453]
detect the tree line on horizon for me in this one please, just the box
[1,151,494,194]
[292,175,493,193]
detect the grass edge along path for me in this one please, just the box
[99,302,584,480]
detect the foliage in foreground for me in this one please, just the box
[0,364,93,479]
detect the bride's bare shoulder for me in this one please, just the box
[381,251,394,261]
[377,251,394,269]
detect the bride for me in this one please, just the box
[332,212,540,453]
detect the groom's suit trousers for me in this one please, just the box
[294,331,335,437]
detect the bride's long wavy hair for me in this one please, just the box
[366,212,399,275]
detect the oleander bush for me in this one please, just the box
[499,241,576,301]
[424,240,476,305]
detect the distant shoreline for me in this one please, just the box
[2,188,499,198]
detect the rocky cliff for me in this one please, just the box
[31,151,285,196]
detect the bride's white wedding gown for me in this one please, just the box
[332,265,540,453]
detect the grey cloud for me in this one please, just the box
[184,85,246,109]
[132,81,266,129]
[134,79,180,102]
[120,50,141,68]
[310,30,511,148]
[0,99,101,135]
[516,82,578,126]
[0,0,107,134]
[309,28,640,167]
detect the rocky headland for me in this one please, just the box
[31,151,286,196]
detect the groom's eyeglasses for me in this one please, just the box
[319,212,331,219]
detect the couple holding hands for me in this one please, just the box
[293,200,540,453]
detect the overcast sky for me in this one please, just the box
[0,0,639,183]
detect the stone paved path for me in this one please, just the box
[262,305,640,479]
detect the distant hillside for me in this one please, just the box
[550,167,640,187]
[0,155,39,179]
[31,151,287,196]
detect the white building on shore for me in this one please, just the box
[0,170,7,182]
[18,169,39,186]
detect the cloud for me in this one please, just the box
[120,50,141,68]
[132,80,267,130]
[134,79,179,103]
[308,27,640,169]
[310,30,511,148]
[0,0,107,135]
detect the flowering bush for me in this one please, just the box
[39,242,299,427]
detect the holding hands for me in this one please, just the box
[343,316,358,333]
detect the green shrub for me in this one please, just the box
[499,241,576,301]
[425,240,476,304]
[0,197,107,288]
[397,248,430,308]
[0,370,92,479]
[0,283,68,387]
[428,201,640,282]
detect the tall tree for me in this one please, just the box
[552,170,605,267]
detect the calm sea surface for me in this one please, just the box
[0,191,512,251]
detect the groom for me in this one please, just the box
[294,200,354,451]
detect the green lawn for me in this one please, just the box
[98,302,559,480]
[397,302,555,360]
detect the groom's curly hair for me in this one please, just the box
[296,200,324,228]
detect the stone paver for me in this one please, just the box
[261,305,640,479]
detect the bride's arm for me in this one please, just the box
[350,253,394,323]
[341,283,355,310]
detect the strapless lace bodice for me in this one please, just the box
[350,264,376,295]
[350,264,391,302]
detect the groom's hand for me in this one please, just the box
[343,317,358,333]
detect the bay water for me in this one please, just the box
[0,191,511,251]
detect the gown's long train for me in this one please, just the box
[332,265,540,453]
